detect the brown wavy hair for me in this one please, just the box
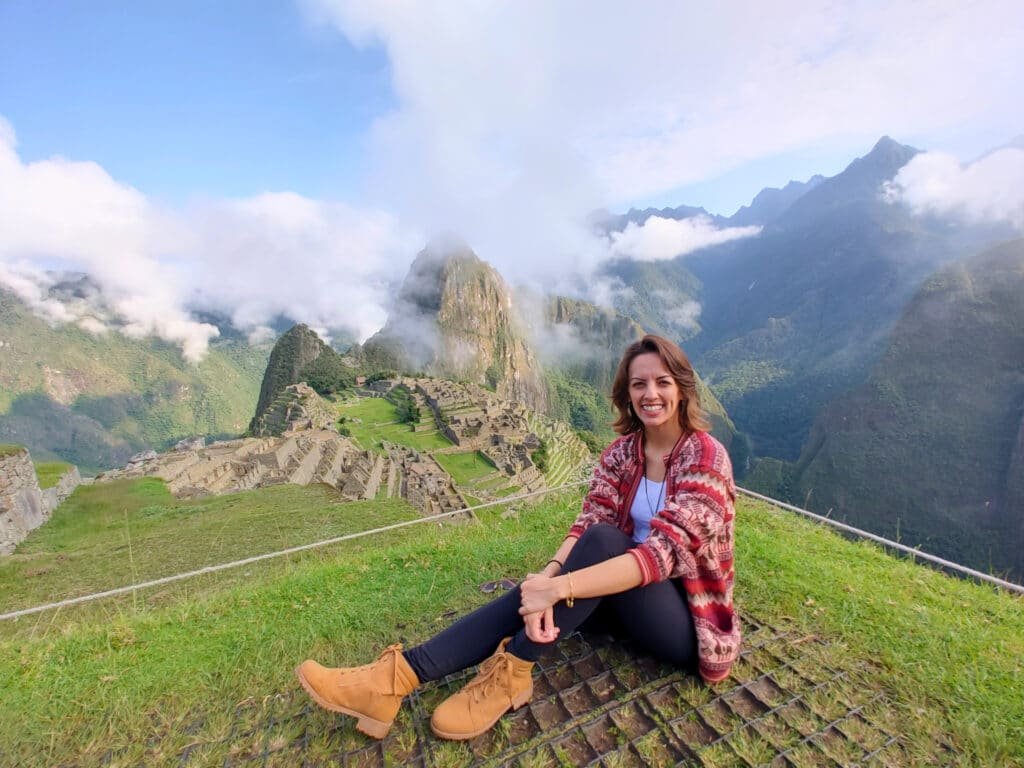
[610,335,710,435]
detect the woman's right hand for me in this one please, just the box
[522,606,559,643]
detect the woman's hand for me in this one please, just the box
[522,606,559,643]
[518,574,565,615]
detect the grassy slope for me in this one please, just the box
[0,290,267,472]
[0,480,419,620]
[32,461,72,490]
[1,484,1021,766]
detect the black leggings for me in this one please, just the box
[403,524,698,682]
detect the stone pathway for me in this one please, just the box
[103,614,945,767]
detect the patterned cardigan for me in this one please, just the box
[568,430,741,682]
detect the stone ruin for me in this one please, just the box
[398,377,549,490]
[250,383,337,437]
[97,430,389,503]
[1,447,81,555]
[94,374,591,523]
[383,442,472,522]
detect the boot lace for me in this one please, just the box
[465,652,512,703]
[334,644,403,693]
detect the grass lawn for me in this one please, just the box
[339,397,452,452]
[433,451,497,485]
[0,443,24,458]
[0,491,1021,766]
[0,479,420,634]
[33,461,73,490]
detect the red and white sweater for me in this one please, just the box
[568,430,741,682]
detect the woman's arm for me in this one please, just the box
[519,553,642,615]
[538,536,578,578]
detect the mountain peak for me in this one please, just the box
[860,135,919,171]
[421,233,477,263]
[727,175,825,227]
[777,136,920,223]
[363,244,548,410]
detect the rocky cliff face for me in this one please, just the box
[537,296,646,393]
[1,447,80,554]
[249,324,329,434]
[363,243,548,412]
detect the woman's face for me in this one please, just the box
[628,352,682,432]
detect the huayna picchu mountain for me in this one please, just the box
[360,241,549,413]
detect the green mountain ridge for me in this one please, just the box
[684,137,988,461]
[760,238,1024,580]
[0,288,268,473]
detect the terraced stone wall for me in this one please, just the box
[0,448,80,554]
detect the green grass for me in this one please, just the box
[433,451,496,485]
[32,461,73,489]
[0,479,420,630]
[0,488,1021,766]
[338,397,452,452]
[0,443,24,458]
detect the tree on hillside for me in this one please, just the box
[300,351,355,396]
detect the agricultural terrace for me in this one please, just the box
[336,396,452,453]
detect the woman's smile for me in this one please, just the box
[628,352,682,434]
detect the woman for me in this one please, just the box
[296,334,740,741]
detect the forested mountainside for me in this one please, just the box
[0,288,267,474]
[750,238,1024,580]
[684,137,966,461]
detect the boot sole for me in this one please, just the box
[294,665,393,739]
[429,686,533,741]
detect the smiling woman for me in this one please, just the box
[295,334,740,742]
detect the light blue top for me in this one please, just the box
[630,476,665,544]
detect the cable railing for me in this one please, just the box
[0,481,590,622]
[736,486,1024,595]
[2,475,1020,623]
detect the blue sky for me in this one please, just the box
[1,1,391,204]
[0,1,1021,356]
[5,1,1017,215]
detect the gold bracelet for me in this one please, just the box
[565,572,575,608]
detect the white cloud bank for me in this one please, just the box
[0,118,420,360]
[305,0,1024,280]
[5,2,1024,355]
[0,118,219,361]
[884,149,1024,229]
[607,216,761,262]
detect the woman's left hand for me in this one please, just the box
[518,574,563,615]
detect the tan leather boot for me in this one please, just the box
[295,644,419,739]
[430,638,534,740]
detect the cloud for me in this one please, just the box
[0,119,219,362]
[664,299,703,334]
[184,191,421,344]
[884,149,1024,229]
[298,0,1024,312]
[607,216,761,262]
[0,117,421,359]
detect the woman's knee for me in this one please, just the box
[570,524,632,565]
